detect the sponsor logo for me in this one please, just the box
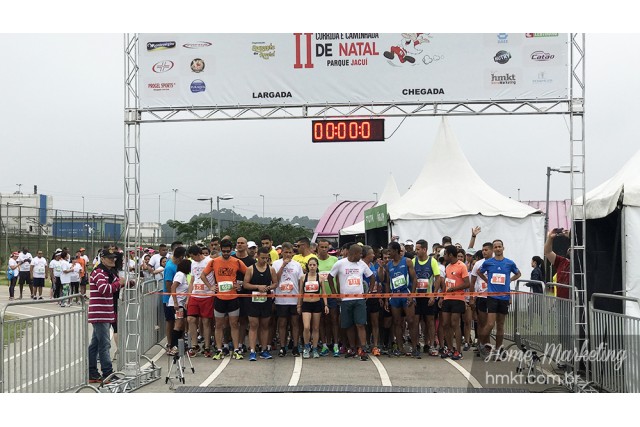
[190,80,206,93]
[402,88,445,95]
[252,91,292,99]
[525,33,559,38]
[147,82,176,91]
[190,58,205,73]
[491,72,516,85]
[252,42,276,60]
[152,60,174,73]
[494,50,511,64]
[532,71,553,84]
[183,41,212,49]
[146,41,176,51]
[497,33,509,43]
[530,50,555,61]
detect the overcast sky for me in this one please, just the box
[2,5,638,226]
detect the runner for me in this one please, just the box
[316,238,339,356]
[7,252,19,300]
[208,237,221,259]
[163,246,186,354]
[457,248,474,351]
[384,241,421,358]
[413,239,442,357]
[272,242,304,357]
[166,259,192,356]
[260,234,280,263]
[477,239,521,357]
[233,236,256,354]
[186,245,214,358]
[59,250,73,306]
[247,241,258,260]
[201,239,247,360]
[298,257,327,359]
[243,246,278,361]
[328,243,374,361]
[17,247,33,299]
[293,237,316,272]
[29,250,48,300]
[440,245,470,360]
[70,254,83,305]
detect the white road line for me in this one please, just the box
[445,359,483,389]
[200,357,230,387]
[2,312,58,363]
[370,355,392,386]
[288,356,303,386]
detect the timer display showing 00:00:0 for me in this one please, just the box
[312,119,385,142]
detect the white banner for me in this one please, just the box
[138,33,568,109]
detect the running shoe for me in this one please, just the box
[188,347,199,358]
[451,350,463,361]
[260,350,273,360]
[279,348,286,357]
[320,343,330,356]
[412,349,422,359]
[249,351,257,362]
[212,350,224,360]
[429,346,439,357]
[312,348,320,358]
[292,347,300,357]
[441,350,453,359]
[203,348,212,358]
[462,342,470,352]
[303,347,310,359]
[232,349,244,360]
[339,346,347,355]
[333,344,340,357]
[357,347,369,361]
[391,348,402,357]
[372,346,381,356]
[345,348,356,358]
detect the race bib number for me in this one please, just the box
[279,281,294,293]
[194,283,205,292]
[391,274,407,290]
[490,273,506,285]
[347,275,361,287]
[176,308,184,319]
[35,265,45,274]
[480,281,488,291]
[445,278,456,290]
[55,265,62,273]
[304,281,319,293]
[252,291,267,303]
[416,278,429,290]
[218,281,233,293]
[319,272,329,283]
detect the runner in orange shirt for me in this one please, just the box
[440,245,470,360]
[201,239,247,360]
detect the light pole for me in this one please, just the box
[172,188,178,240]
[260,194,265,219]
[82,196,85,215]
[333,193,340,201]
[197,196,214,238]
[216,194,233,237]
[545,166,575,238]
[373,192,378,202]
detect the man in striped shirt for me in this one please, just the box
[88,248,121,383]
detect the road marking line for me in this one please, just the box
[200,357,230,387]
[445,359,483,388]
[288,356,302,386]
[370,355,392,386]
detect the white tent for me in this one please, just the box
[585,148,640,317]
[339,174,401,236]
[389,118,544,275]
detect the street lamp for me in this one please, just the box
[333,193,340,201]
[197,196,214,238]
[259,194,265,219]
[216,194,233,236]
[373,192,378,202]
[545,166,577,237]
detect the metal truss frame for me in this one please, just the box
[123,33,591,392]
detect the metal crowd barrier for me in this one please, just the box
[504,280,575,366]
[115,278,163,372]
[589,293,640,393]
[0,295,88,393]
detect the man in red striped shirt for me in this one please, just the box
[88,248,121,383]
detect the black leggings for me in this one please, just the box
[9,277,17,298]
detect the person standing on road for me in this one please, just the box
[273,242,304,357]
[440,245,470,361]
[298,257,327,359]
[88,248,121,383]
[49,251,63,299]
[316,238,339,356]
[17,247,33,299]
[186,245,214,358]
[7,252,19,300]
[233,236,256,354]
[30,250,48,300]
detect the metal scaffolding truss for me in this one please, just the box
[122,33,590,391]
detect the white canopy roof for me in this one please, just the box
[389,118,539,220]
[585,148,640,219]
[340,174,402,235]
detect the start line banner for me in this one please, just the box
[138,33,568,109]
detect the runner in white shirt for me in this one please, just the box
[166,259,192,356]
[70,257,83,305]
[49,252,63,299]
[30,250,48,300]
[469,242,493,355]
[272,242,304,357]
[186,245,214,358]
[327,244,374,361]
[59,251,73,306]
[17,248,33,299]
[8,252,20,300]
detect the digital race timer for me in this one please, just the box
[312,119,385,143]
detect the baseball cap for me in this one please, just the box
[276,245,282,249]
[11,251,19,256]
[247,241,257,248]
[328,248,338,255]
[404,239,414,246]
[100,248,117,259]
[54,251,62,257]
